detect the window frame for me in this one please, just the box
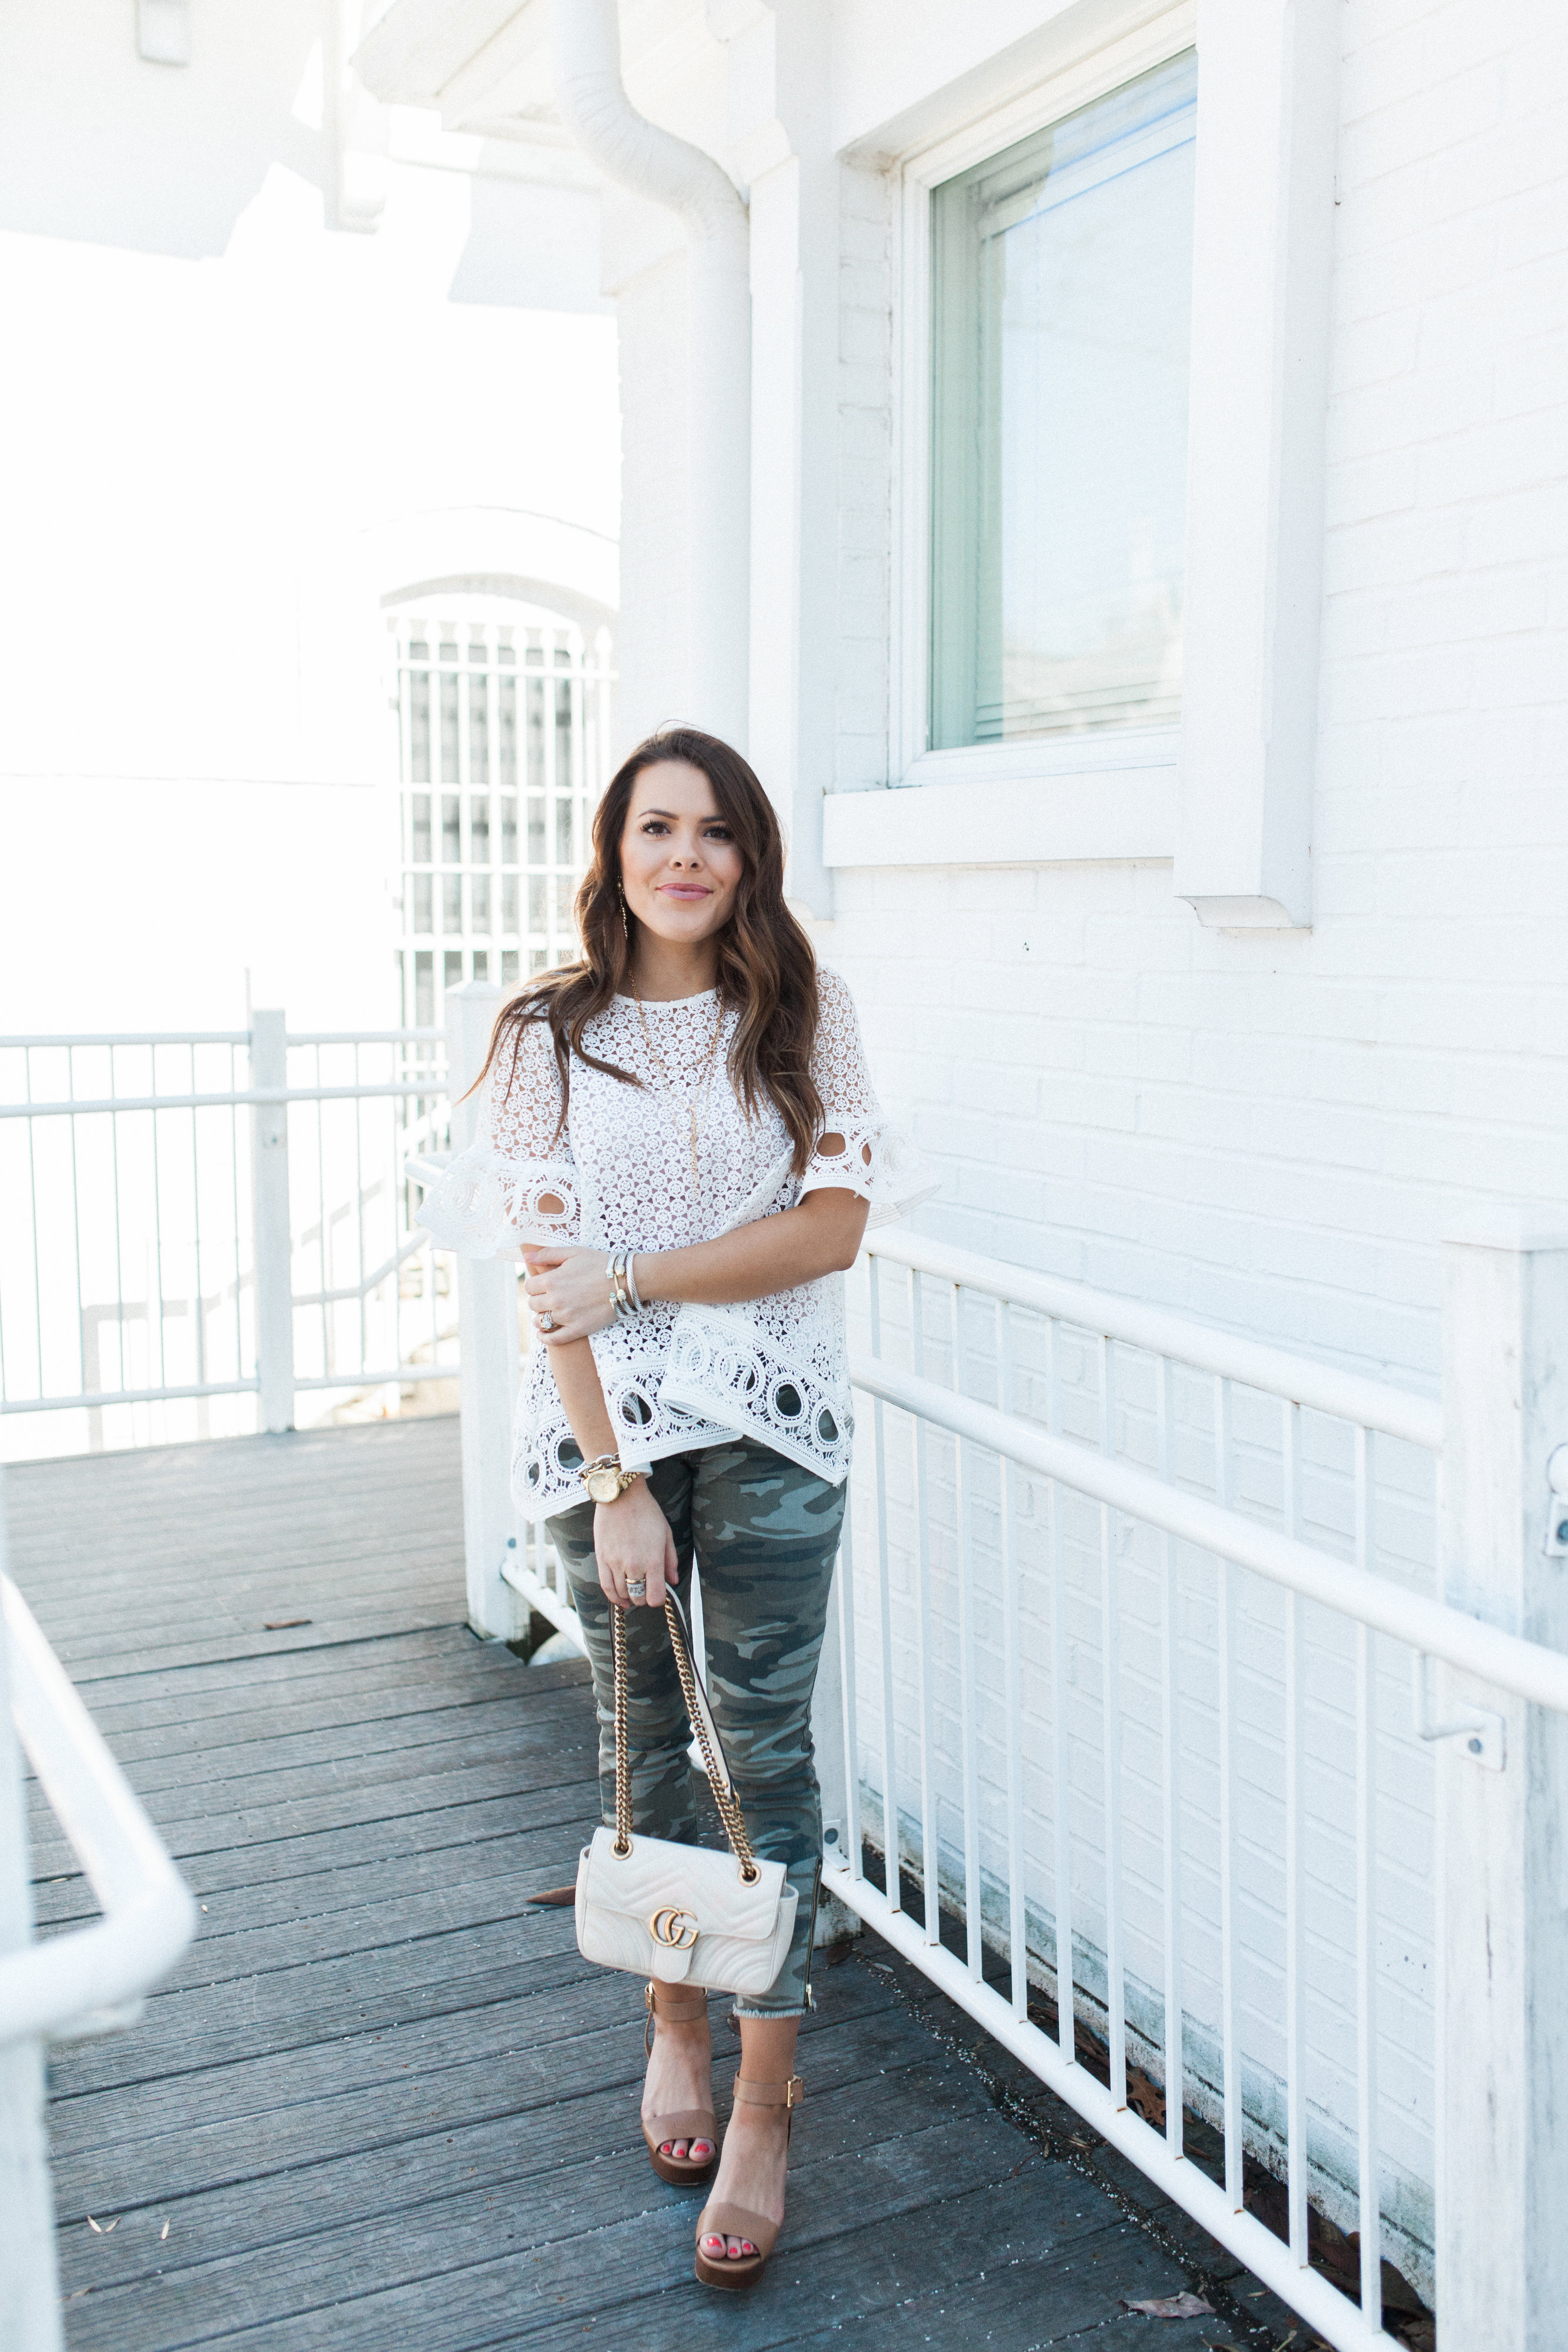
[868,2,1197,866]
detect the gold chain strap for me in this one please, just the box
[661,1599,761,1883]
[610,1599,761,1884]
[611,1602,634,1854]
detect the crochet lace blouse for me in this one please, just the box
[416,967,934,1521]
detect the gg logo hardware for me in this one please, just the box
[648,1906,700,1951]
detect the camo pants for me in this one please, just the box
[548,1435,847,2017]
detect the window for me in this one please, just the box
[929,50,1196,750]
[391,596,615,1017]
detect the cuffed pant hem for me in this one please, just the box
[730,2002,811,2020]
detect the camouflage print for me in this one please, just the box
[548,1436,847,2017]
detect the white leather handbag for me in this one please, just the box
[574,1593,797,1999]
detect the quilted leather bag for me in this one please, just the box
[574,1594,797,1997]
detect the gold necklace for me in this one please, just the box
[632,987,723,1195]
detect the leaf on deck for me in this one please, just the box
[1123,2291,1215,2317]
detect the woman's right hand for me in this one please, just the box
[594,1481,680,1609]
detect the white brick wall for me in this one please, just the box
[807,0,1567,2296]
[828,0,1568,1396]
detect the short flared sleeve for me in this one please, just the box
[414,1015,583,1258]
[798,968,938,1229]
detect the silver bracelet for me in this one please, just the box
[608,1248,641,1322]
[625,1250,644,1312]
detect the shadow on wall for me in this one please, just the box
[447,169,610,316]
[0,0,325,258]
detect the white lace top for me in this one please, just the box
[416,967,935,1521]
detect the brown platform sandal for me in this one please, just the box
[641,1981,719,2187]
[693,2073,804,2290]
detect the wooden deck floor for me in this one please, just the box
[6,1417,1305,2351]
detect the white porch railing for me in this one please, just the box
[800,1222,1568,2352]
[408,998,1568,2350]
[11,988,1568,2350]
[1,1506,196,2350]
[0,1015,456,1452]
[446,1178,1568,2345]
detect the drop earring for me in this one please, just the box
[617,883,630,943]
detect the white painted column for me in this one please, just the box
[250,1009,295,1436]
[1174,0,1340,931]
[447,984,529,1645]
[737,0,856,1896]
[0,1483,64,2352]
[1436,1218,1568,2349]
[730,0,837,913]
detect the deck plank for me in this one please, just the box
[4,1415,1271,2351]
[35,1781,590,1930]
[31,1682,595,1814]
[33,1796,581,1932]
[9,1418,468,1678]
[26,1743,600,1886]
[69,1653,541,1755]
[46,2024,942,2317]
[26,1624,489,1716]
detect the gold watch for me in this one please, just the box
[581,1453,644,1505]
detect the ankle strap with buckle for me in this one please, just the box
[732,2074,804,2111]
[646,1979,710,2022]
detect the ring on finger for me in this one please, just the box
[537,1311,556,1332]
[626,1578,647,1600]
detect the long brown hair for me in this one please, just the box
[473,727,824,1174]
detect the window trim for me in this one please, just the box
[882,2,1197,846]
[823,758,1177,872]
[888,4,1194,786]
[840,0,1339,918]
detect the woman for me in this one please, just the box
[418,726,929,2290]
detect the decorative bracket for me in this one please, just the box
[1543,1441,1568,1558]
[1413,1653,1505,1770]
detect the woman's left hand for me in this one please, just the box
[521,1245,618,1344]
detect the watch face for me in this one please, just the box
[585,1467,620,1503]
